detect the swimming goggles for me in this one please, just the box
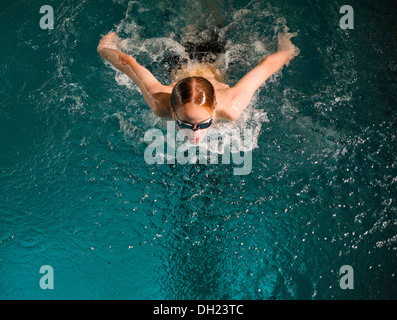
[175,113,213,131]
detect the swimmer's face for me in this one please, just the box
[172,102,214,144]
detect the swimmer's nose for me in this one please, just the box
[189,130,200,143]
[193,130,200,139]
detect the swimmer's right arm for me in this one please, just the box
[225,34,299,121]
[97,32,172,118]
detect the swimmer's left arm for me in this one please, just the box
[225,34,298,121]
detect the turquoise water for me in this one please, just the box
[1,0,396,299]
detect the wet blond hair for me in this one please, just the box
[170,76,215,114]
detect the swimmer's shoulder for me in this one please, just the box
[214,84,241,121]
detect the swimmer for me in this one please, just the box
[97,31,298,144]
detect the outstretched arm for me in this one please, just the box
[225,34,299,121]
[97,32,172,118]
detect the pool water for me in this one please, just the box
[0,0,396,299]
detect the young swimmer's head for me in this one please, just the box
[170,77,216,144]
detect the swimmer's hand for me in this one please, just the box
[97,32,131,66]
[277,33,300,63]
[98,31,120,50]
